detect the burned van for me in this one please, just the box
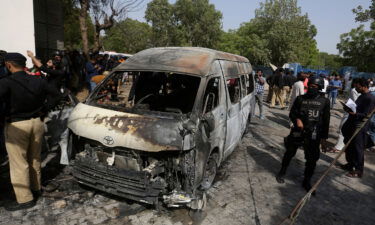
[67,47,254,208]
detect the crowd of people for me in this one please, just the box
[1,48,375,211]
[252,68,375,193]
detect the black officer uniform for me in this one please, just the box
[276,76,330,192]
[0,53,61,211]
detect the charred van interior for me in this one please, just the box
[88,71,201,115]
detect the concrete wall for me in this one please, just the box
[0,0,36,67]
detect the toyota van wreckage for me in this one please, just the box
[67,47,255,209]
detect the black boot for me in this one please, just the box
[5,200,36,211]
[276,167,287,184]
[302,179,316,196]
[32,190,42,202]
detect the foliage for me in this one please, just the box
[251,0,319,66]
[63,0,95,50]
[102,18,152,53]
[352,0,375,22]
[337,0,375,72]
[217,0,318,67]
[337,25,375,72]
[217,26,270,65]
[145,0,222,48]
[90,0,146,51]
[145,0,182,46]
[308,52,343,69]
[174,0,222,48]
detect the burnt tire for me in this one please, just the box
[200,153,218,190]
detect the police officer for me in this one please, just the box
[0,50,8,169]
[276,76,330,192]
[0,52,61,211]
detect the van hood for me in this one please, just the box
[68,103,187,152]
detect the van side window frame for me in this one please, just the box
[239,74,248,98]
[202,76,221,114]
[247,72,255,94]
[226,77,241,104]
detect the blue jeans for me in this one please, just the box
[330,91,338,108]
[90,81,97,92]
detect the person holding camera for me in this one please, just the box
[276,76,330,193]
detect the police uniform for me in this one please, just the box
[276,77,330,191]
[0,53,61,210]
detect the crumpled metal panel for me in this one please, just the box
[116,47,249,76]
[68,103,184,152]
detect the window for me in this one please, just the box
[202,77,220,114]
[240,75,247,97]
[226,78,241,104]
[247,73,254,94]
[88,71,201,114]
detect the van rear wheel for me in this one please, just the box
[200,153,218,190]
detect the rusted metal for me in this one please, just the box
[116,47,249,76]
[68,47,255,208]
[68,103,186,152]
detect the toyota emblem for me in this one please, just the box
[103,136,114,145]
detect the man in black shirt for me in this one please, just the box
[341,78,375,177]
[0,50,8,159]
[276,76,330,193]
[270,68,286,108]
[27,51,65,91]
[0,52,61,211]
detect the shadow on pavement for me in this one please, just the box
[247,127,375,225]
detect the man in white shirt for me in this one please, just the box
[288,72,306,110]
[320,74,329,97]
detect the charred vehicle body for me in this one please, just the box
[67,47,255,208]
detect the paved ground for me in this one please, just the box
[1,96,375,225]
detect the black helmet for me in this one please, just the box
[308,76,324,90]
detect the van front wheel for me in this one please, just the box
[200,153,218,190]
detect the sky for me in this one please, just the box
[126,0,372,54]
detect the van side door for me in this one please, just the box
[223,76,242,157]
[201,74,226,162]
[219,60,242,157]
[239,74,251,133]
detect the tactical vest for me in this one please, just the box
[298,95,327,140]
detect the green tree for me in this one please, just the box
[352,0,375,22]
[63,0,95,50]
[63,0,145,57]
[337,0,375,72]
[145,0,223,48]
[217,25,270,65]
[337,25,375,72]
[251,0,318,66]
[145,0,182,46]
[306,52,342,69]
[174,0,223,48]
[218,0,317,66]
[102,18,152,54]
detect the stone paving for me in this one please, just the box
[1,100,375,225]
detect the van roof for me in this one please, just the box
[115,47,250,76]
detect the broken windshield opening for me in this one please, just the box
[87,71,201,114]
